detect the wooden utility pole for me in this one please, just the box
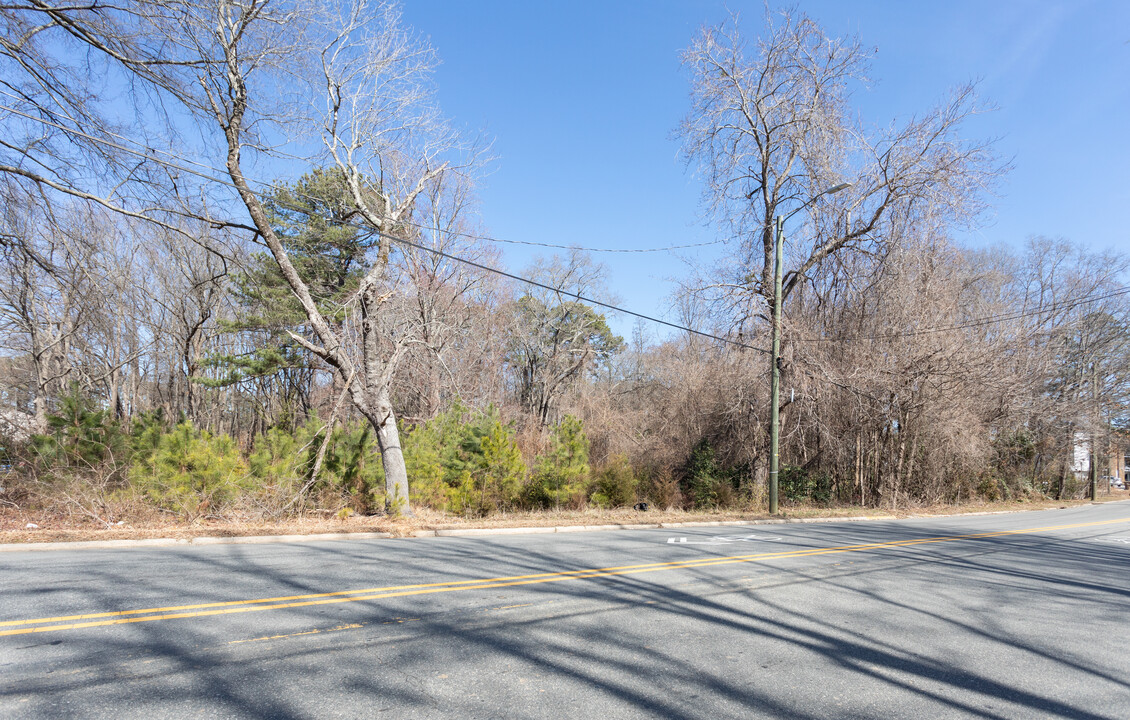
[1090,361,1098,501]
[769,216,784,515]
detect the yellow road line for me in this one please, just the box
[2,516,1126,637]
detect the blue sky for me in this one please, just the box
[399,0,1129,337]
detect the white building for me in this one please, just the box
[1072,432,1092,477]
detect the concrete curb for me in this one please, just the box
[434,526,556,537]
[0,531,393,552]
[0,514,903,552]
[5,501,1118,552]
[189,531,393,545]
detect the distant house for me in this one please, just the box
[1110,431,1130,483]
[1072,433,1091,478]
[1073,431,1130,484]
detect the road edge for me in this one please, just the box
[6,502,1124,552]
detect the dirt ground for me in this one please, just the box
[2,495,1122,545]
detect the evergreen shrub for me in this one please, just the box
[402,403,526,515]
[589,455,638,508]
[129,422,248,520]
[525,415,590,509]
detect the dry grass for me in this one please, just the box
[1,493,1120,545]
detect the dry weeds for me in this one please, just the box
[1,494,1120,546]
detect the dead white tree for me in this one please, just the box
[157,0,482,513]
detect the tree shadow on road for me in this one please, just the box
[3,514,1130,718]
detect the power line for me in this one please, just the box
[0,95,724,255]
[0,100,236,189]
[0,100,759,352]
[797,285,1130,343]
[390,232,767,353]
[4,98,1126,348]
[383,220,725,254]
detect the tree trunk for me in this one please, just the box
[905,434,918,500]
[855,431,863,506]
[894,424,907,511]
[371,388,409,515]
[109,367,122,420]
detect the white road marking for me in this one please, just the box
[1095,536,1130,544]
[667,534,782,545]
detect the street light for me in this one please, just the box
[768,182,853,515]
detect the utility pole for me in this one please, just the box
[1090,360,1098,501]
[769,215,784,515]
[765,183,852,516]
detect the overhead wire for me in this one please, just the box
[373,220,725,254]
[798,285,1130,343]
[0,93,724,255]
[0,99,759,352]
[388,231,766,352]
[4,96,1128,349]
[0,99,235,189]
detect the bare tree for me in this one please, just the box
[0,3,252,249]
[675,8,1003,502]
[392,171,501,422]
[679,8,1000,324]
[507,251,623,427]
[142,226,228,425]
[0,0,482,513]
[0,196,103,430]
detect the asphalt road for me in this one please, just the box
[3,503,1130,719]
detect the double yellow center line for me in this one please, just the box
[2,516,1127,637]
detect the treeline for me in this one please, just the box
[23,390,635,521]
[1,2,1128,522]
[2,208,1126,521]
